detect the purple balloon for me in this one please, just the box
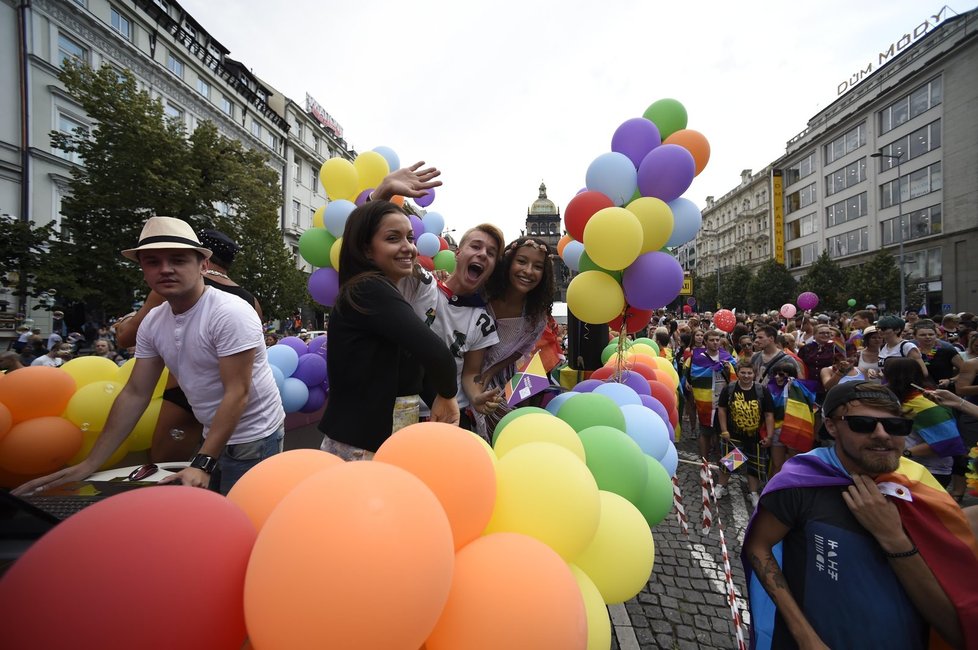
[278,336,308,357]
[640,394,670,424]
[611,117,662,168]
[666,419,676,442]
[623,252,685,310]
[308,267,340,307]
[573,378,604,393]
[355,188,374,206]
[637,144,695,203]
[619,370,652,396]
[307,334,327,359]
[409,215,425,241]
[797,291,819,311]
[293,353,327,387]
[415,188,435,208]
[300,385,328,413]
[320,375,330,393]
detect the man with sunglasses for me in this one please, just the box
[744,382,978,649]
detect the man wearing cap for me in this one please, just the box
[744,381,978,649]
[15,216,284,495]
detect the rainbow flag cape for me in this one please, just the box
[685,348,736,427]
[778,381,817,453]
[903,392,966,457]
[743,449,978,650]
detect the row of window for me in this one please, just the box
[528,223,559,236]
[825,157,866,197]
[824,123,866,166]
[878,119,942,169]
[880,162,942,208]
[293,156,320,193]
[880,77,942,135]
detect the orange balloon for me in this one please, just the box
[0,367,76,424]
[227,449,344,531]
[0,402,12,441]
[664,129,711,176]
[391,195,405,206]
[0,465,36,489]
[0,416,83,475]
[626,353,659,371]
[375,422,496,550]
[650,369,675,390]
[590,366,615,381]
[556,234,575,257]
[244,462,454,650]
[425,533,587,650]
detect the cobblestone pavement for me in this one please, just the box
[610,430,754,650]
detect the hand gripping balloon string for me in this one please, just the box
[700,458,713,536]
[702,461,748,650]
[672,475,689,536]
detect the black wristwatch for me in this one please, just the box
[189,453,219,474]
[902,449,913,459]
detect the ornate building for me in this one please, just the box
[524,182,569,301]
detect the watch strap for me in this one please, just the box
[190,453,218,473]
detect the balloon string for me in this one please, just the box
[613,308,629,382]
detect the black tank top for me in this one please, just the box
[203,276,258,312]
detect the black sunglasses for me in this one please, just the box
[833,415,913,436]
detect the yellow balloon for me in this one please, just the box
[582,207,643,270]
[494,413,586,462]
[652,356,680,385]
[352,151,390,193]
[63,381,124,433]
[625,197,674,253]
[60,356,119,389]
[629,343,657,358]
[116,359,168,399]
[484,442,600,562]
[127,397,163,452]
[312,205,326,229]
[319,157,359,201]
[567,271,625,325]
[574,491,655,604]
[570,564,612,650]
[69,424,131,469]
[469,431,498,468]
[330,236,342,270]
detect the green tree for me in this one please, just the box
[719,265,752,311]
[844,249,923,314]
[698,273,718,312]
[798,251,849,312]
[0,216,59,315]
[747,259,797,313]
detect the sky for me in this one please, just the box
[181,0,964,242]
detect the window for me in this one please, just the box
[826,192,867,228]
[311,165,318,193]
[784,152,816,185]
[825,158,866,196]
[878,119,941,170]
[267,132,278,151]
[313,136,320,155]
[879,77,942,134]
[824,123,866,165]
[196,78,210,98]
[902,247,942,280]
[881,204,942,245]
[785,213,817,242]
[251,120,262,139]
[787,242,818,269]
[293,155,301,184]
[295,122,304,143]
[827,227,869,259]
[880,162,942,208]
[292,200,301,226]
[220,95,233,117]
[54,112,87,164]
[164,102,184,122]
[785,183,816,214]
[167,52,184,78]
[110,7,132,40]
[58,34,87,66]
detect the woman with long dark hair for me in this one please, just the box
[318,200,459,459]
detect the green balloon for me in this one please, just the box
[298,227,336,268]
[578,425,649,504]
[579,250,622,283]
[634,456,673,527]
[643,98,688,140]
[433,249,456,273]
[847,298,857,307]
[556,393,626,433]
[601,342,618,365]
[632,337,660,354]
[491,406,549,445]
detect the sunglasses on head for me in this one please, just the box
[833,415,913,436]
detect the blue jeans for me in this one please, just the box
[208,425,285,495]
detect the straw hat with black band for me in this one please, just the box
[121,216,212,261]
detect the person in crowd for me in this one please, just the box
[751,325,799,384]
[940,313,961,342]
[15,216,285,495]
[685,329,738,464]
[472,236,556,441]
[744,381,978,650]
[264,331,280,347]
[655,326,675,364]
[797,323,846,403]
[766,361,817,476]
[681,328,705,436]
[91,338,126,366]
[796,316,815,347]
[913,319,963,386]
[0,351,26,373]
[855,325,883,382]
[883,357,965,489]
[845,309,875,357]
[716,364,775,506]
[318,200,459,459]
[960,329,978,362]
[12,325,30,353]
[198,229,263,318]
[48,310,68,349]
[30,337,71,367]
[819,345,866,392]
[878,315,928,376]
[735,333,754,367]
[19,335,45,366]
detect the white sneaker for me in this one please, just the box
[715,485,728,499]
[750,492,760,509]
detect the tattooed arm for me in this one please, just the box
[744,508,830,650]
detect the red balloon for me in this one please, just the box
[714,309,736,333]
[648,380,677,416]
[589,366,615,381]
[438,236,449,251]
[627,362,657,381]
[565,191,615,241]
[609,306,653,334]
[683,304,693,314]
[418,255,435,271]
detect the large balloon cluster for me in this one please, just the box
[1,398,680,648]
[0,361,165,487]
[266,335,328,414]
[300,146,455,307]
[560,98,708,331]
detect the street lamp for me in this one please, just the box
[871,150,906,314]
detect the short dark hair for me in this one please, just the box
[852,310,874,322]
[912,319,938,333]
[756,324,777,339]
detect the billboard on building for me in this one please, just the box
[772,169,785,264]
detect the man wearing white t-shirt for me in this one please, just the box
[876,314,928,377]
[15,217,284,496]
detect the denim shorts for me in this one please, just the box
[208,425,285,495]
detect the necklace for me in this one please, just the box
[204,269,230,280]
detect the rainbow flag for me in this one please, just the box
[685,348,736,427]
[504,351,549,407]
[743,448,978,649]
[904,392,966,457]
[779,381,817,453]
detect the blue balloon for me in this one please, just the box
[666,197,703,247]
[660,441,679,477]
[267,344,299,377]
[421,211,445,236]
[271,365,285,390]
[620,404,670,460]
[324,200,356,238]
[562,240,585,272]
[545,391,577,415]
[585,152,638,206]
[416,232,441,257]
[280,377,310,413]
[593,382,642,407]
[371,146,400,174]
